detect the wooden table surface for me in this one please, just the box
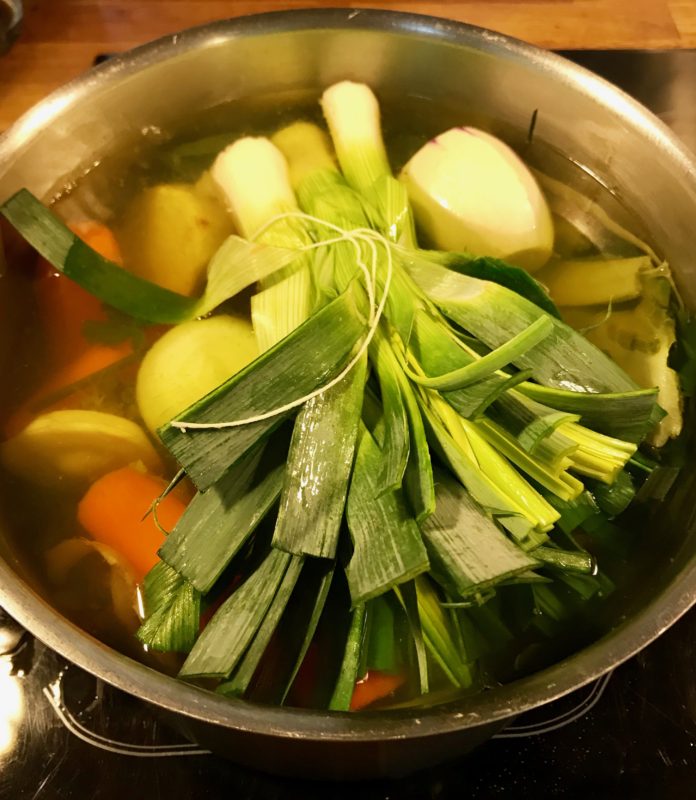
[1,0,696,129]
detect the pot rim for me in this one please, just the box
[1,6,695,744]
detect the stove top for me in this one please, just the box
[1,49,696,800]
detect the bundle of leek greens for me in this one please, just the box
[3,80,693,711]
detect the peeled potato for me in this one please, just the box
[136,314,258,433]
[117,181,232,296]
[401,127,554,271]
[0,409,160,487]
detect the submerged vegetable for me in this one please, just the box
[401,127,554,271]
[77,466,187,581]
[540,255,650,306]
[563,271,683,446]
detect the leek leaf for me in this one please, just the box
[273,357,366,559]
[420,398,555,543]
[415,577,474,689]
[518,381,662,443]
[0,189,300,323]
[545,491,600,534]
[405,253,641,394]
[394,581,429,694]
[408,308,513,419]
[590,470,636,517]
[159,448,284,592]
[476,417,584,501]
[404,316,553,391]
[533,546,595,575]
[136,562,201,653]
[424,250,560,318]
[217,555,304,697]
[367,174,417,247]
[2,189,197,323]
[159,285,366,491]
[197,235,302,317]
[394,367,435,522]
[281,563,334,704]
[421,470,540,598]
[371,333,410,494]
[345,426,430,605]
[488,391,580,475]
[179,548,291,679]
[329,603,366,711]
[251,265,313,353]
[365,595,401,674]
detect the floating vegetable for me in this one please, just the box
[401,127,554,271]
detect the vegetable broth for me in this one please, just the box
[0,89,693,710]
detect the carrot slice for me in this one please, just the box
[77,466,187,582]
[350,671,406,711]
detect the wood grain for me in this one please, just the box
[0,0,694,129]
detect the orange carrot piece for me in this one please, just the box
[350,671,406,711]
[33,221,123,367]
[34,271,106,363]
[2,340,134,439]
[50,340,134,386]
[77,467,187,583]
[70,220,123,264]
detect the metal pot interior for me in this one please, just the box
[0,8,694,768]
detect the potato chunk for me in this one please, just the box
[1,410,161,486]
[118,181,232,296]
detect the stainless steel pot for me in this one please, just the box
[0,8,694,781]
